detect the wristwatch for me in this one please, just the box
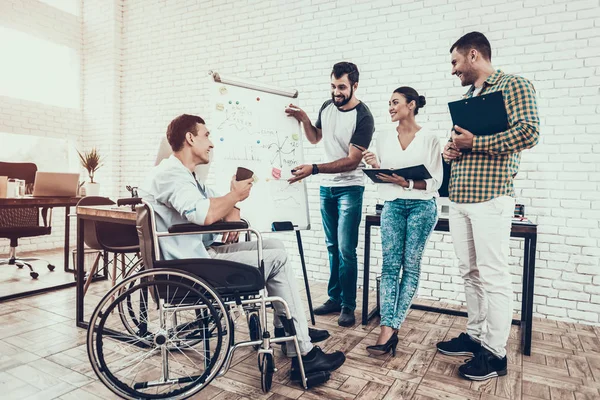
[407,179,414,191]
[312,164,319,175]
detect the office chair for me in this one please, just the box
[0,161,55,279]
[76,196,141,295]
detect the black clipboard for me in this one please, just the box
[363,164,432,183]
[448,91,509,136]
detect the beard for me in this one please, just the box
[332,86,353,107]
[459,68,477,87]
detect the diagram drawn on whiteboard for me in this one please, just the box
[208,73,310,232]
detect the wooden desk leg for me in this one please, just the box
[76,217,85,328]
[64,206,71,272]
[524,234,536,356]
[362,221,371,325]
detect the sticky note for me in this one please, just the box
[272,168,281,180]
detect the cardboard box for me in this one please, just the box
[0,176,7,198]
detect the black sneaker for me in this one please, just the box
[338,307,355,327]
[458,347,507,381]
[274,327,330,343]
[436,332,481,356]
[314,300,341,315]
[290,346,346,381]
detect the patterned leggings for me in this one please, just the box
[379,198,438,329]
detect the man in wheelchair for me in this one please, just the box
[142,114,346,382]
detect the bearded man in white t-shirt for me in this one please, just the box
[285,62,375,327]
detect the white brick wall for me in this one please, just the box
[0,0,83,256]
[82,0,122,198]
[109,0,600,325]
[13,0,600,325]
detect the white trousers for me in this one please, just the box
[450,196,515,358]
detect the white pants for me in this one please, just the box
[450,196,515,358]
[207,238,312,356]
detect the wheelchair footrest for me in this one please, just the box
[304,371,331,389]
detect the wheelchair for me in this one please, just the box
[86,200,329,399]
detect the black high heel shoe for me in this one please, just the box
[366,331,399,356]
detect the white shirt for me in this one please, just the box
[375,127,443,201]
[315,100,375,187]
[141,155,218,260]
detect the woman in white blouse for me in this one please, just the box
[364,87,443,356]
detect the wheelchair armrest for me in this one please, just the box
[168,220,249,234]
[117,197,142,206]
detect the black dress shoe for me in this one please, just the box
[436,332,481,356]
[290,346,346,381]
[458,347,507,381]
[274,327,330,343]
[313,299,341,315]
[338,307,355,327]
[366,331,399,356]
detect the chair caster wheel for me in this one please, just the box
[30,272,39,279]
[259,353,274,393]
[304,371,330,389]
[248,312,261,351]
[16,263,24,269]
[47,264,55,271]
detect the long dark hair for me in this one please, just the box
[393,86,426,115]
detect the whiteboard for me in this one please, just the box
[208,73,310,232]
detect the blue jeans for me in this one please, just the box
[320,185,364,311]
[380,198,437,329]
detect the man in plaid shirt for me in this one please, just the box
[436,32,540,381]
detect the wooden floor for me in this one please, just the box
[1,274,600,399]
[0,248,75,300]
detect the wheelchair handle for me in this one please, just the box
[117,197,142,206]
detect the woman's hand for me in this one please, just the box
[376,173,409,187]
[362,150,380,169]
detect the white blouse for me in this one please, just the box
[374,127,443,201]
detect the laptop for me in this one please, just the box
[32,172,80,197]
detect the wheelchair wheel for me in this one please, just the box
[115,260,147,336]
[248,312,261,350]
[259,352,275,393]
[87,269,231,400]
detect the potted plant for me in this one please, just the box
[77,147,103,196]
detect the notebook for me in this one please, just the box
[363,164,432,183]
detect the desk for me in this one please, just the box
[0,196,81,274]
[361,214,537,356]
[75,205,136,328]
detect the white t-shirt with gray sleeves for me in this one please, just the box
[375,127,444,201]
[315,100,375,187]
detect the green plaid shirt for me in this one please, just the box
[449,69,540,203]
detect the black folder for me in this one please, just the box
[448,91,509,136]
[363,164,432,183]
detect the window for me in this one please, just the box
[0,132,78,173]
[0,27,80,109]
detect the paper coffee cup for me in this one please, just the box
[236,167,254,181]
